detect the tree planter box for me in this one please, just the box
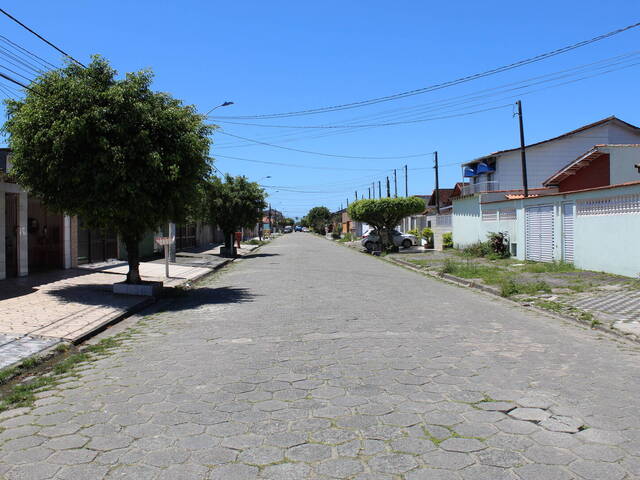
[113,281,163,297]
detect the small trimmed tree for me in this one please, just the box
[3,57,211,283]
[205,174,267,256]
[306,206,331,234]
[348,197,425,251]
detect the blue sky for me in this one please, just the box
[2,1,639,218]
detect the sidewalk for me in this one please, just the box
[0,242,260,369]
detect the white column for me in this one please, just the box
[168,222,176,262]
[63,215,72,269]
[17,192,28,276]
[0,192,5,280]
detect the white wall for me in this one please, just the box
[606,146,640,184]
[485,122,640,191]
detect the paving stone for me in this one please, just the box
[514,464,573,480]
[45,435,88,450]
[440,437,486,452]
[5,463,61,480]
[391,437,437,454]
[575,428,626,445]
[237,446,284,465]
[405,469,462,480]
[568,459,628,480]
[495,419,540,435]
[524,445,575,465]
[477,402,516,412]
[539,415,584,433]
[476,448,526,468]
[571,443,625,462]
[421,450,475,470]
[286,443,332,462]
[369,453,418,474]
[190,447,237,465]
[260,462,313,479]
[459,465,518,480]
[317,458,364,478]
[508,407,551,422]
[265,431,306,448]
[55,464,110,480]
[156,464,209,480]
[143,447,190,468]
[48,448,97,465]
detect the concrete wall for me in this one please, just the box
[478,183,640,277]
[451,195,482,247]
[606,145,640,184]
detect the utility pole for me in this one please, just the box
[434,151,440,214]
[346,198,349,207]
[404,164,408,197]
[354,190,357,202]
[378,181,381,198]
[368,187,371,199]
[516,100,529,198]
[386,177,391,197]
[268,203,272,231]
[393,169,398,197]
[372,182,375,198]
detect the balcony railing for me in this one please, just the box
[461,181,499,196]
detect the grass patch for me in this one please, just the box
[246,239,268,246]
[0,332,134,413]
[522,261,576,273]
[535,300,564,313]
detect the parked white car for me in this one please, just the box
[361,229,418,251]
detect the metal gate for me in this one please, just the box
[562,203,574,264]
[77,218,118,264]
[525,205,554,262]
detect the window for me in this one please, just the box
[482,209,498,221]
[499,208,516,220]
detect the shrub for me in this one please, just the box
[339,232,354,242]
[422,227,434,248]
[488,232,510,258]
[331,230,341,239]
[442,232,453,249]
[407,228,420,237]
[462,241,491,258]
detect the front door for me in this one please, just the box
[4,193,18,277]
[562,203,575,264]
[525,205,554,263]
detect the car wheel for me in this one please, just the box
[364,242,376,252]
[402,239,412,249]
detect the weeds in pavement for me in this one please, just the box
[534,300,564,313]
[0,332,132,412]
[522,261,576,273]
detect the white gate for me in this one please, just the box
[525,205,554,262]
[562,203,574,264]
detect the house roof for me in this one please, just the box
[463,116,640,167]
[481,180,640,205]
[543,144,640,187]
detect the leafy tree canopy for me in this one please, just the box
[3,56,212,282]
[348,197,425,250]
[204,174,267,250]
[306,206,331,233]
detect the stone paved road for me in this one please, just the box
[1,233,640,479]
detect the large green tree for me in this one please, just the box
[204,174,267,256]
[306,206,331,234]
[348,197,425,251]
[3,57,212,283]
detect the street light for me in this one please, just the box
[204,101,234,116]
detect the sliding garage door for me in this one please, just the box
[525,205,554,262]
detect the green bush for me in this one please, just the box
[442,232,453,249]
[487,231,510,258]
[407,228,420,237]
[331,230,341,239]
[462,241,491,257]
[422,227,434,248]
[339,232,354,242]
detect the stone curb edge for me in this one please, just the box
[385,255,640,346]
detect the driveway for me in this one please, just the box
[1,233,639,479]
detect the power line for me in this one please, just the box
[210,21,640,120]
[0,34,58,70]
[0,71,34,91]
[214,153,389,171]
[0,8,85,68]
[217,131,433,160]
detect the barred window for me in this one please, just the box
[499,208,516,220]
[576,193,640,216]
[482,209,498,221]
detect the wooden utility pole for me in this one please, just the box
[385,177,390,197]
[404,164,408,197]
[378,181,381,198]
[434,151,441,214]
[516,100,529,198]
[368,187,371,199]
[355,190,358,201]
[393,169,398,197]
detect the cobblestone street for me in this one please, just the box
[1,233,639,479]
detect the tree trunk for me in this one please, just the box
[123,234,142,284]
[222,230,237,258]
[379,228,398,253]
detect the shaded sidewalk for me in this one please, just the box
[0,242,260,369]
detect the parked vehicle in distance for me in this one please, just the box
[302,227,309,232]
[361,229,418,252]
[284,226,293,233]
[295,225,303,232]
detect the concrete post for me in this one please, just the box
[17,192,28,276]
[63,215,72,269]
[168,222,176,262]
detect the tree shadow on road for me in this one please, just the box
[242,252,280,259]
[160,286,258,312]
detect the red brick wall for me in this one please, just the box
[559,153,610,192]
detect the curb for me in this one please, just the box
[385,255,640,346]
[331,240,640,346]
